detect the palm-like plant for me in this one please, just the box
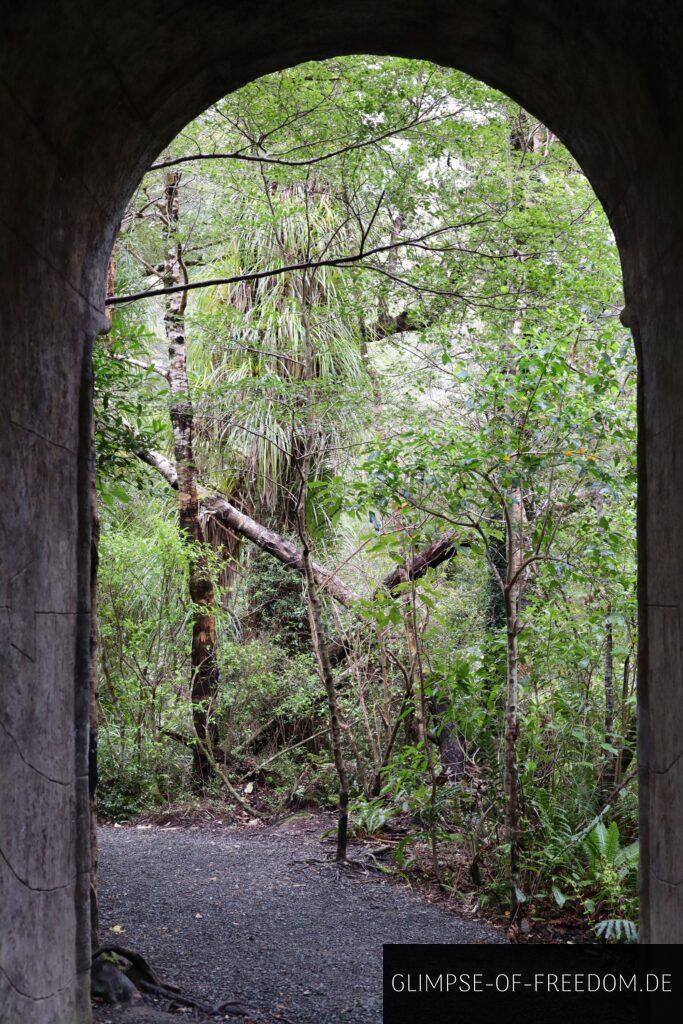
[188,180,372,533]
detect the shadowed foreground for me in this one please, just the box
[94,815,503,1023]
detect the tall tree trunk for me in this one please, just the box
[298,501,349,860]
[486,521,508,633]
[484,508,508,716]
[593,490,617,799]
[503,483,526,916]
[295,274,349,860]
[401,588,426,746]
[614,655,634,785]
[163,171,219,787]
[601,604,615,796]
[504,584,521,915]
[430,693,466,781]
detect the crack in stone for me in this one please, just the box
[0,839,76,894]
[0,959,76,1002]
[8,561,33,585]
[650,867,683,888]
[651,412,683,440]
[0,714,70,787]
[653,744,683,776]
[0,203,105,324]
[9,640,35,663]
[9,417,77,455]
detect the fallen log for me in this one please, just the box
[138,446,466,674]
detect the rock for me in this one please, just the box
[91,958,140,1004]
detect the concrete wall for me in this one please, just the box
[0,142,100,1022]
[1,1,682,1019]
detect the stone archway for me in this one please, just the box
[2,2,683,1019]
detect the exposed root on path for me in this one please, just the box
[93,944,256,1018]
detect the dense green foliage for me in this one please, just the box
[95,57,637,939]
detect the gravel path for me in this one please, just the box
[94,815,503,1023]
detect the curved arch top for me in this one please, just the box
[2,0,681,280]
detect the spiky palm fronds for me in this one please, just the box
[188,183,372,527]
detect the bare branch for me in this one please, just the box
[106,224,479,306]
[136,448,178,488]
[108,352,169,380]
[148,111,452,173]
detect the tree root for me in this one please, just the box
[93,944,255,1017]
[287,853,387,875]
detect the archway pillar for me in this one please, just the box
[0,201,100,1020]
[632,246,683,943]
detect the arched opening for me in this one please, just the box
[91,57,640,1016]
[3,4,683,1021]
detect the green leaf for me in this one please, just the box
[552,885,567,908]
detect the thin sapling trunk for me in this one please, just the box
[162,170,220,787]
[295,271,349,861]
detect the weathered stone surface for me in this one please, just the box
[2,2,683,1019]
[649,753,683,942]
[0,971,88,1024]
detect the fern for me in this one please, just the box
[614,841,639,871]
[603,821,620,864]
[594,918,638,943]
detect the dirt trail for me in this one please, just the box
[93,814,503,1023]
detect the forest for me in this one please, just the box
[94,56,638,945]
